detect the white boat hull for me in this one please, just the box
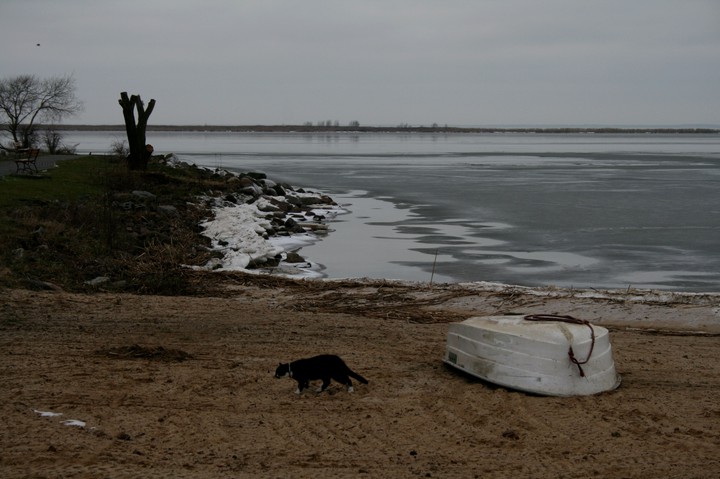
[444,315,621,396]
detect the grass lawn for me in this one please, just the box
[0,156,108,207]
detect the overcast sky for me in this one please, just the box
[2,0,719,127]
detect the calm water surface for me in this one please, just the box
[66,131,720,291]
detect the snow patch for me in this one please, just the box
[196,189,346,278]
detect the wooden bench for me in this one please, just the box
[14,148,40,174]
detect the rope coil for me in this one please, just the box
[524,314,596,377]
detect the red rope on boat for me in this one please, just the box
[524,314,596,377]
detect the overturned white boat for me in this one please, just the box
[444,314,621,396]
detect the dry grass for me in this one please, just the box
[0,156,246,294]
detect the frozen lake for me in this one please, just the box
[66,130,720,292]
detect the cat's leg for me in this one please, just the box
[319,376,331,392]
[334,374,354,392]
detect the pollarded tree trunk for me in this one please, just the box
[118,92,156,170]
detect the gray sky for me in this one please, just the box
[2,0,719,127]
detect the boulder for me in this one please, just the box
[132,190,156,199]
[284,251,305,263]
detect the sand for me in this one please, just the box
[1,278,719,478]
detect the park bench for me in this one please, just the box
[14,148,40,174]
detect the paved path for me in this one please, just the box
[0,154,79,177]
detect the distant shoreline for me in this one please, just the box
[51,124,720,134]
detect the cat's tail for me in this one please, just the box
[348,369,368,384]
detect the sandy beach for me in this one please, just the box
[1,276,719,478]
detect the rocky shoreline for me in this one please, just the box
[172,158,343,276]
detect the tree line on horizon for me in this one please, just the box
[48,124,720,135]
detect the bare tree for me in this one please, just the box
[0,74,82,148]
[118,92,155,170]
[41,125,78,154]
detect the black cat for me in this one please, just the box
[274,354,368,394]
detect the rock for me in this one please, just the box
[158,205,178,215]
[245,171,267,181]
[238,176,255,187]
[285,195,302,206]
[284,252,305,263]
[267,186,286,196]
[85,276,111,286]
[266,197,292,212]
[25,279,63,291]
[264,256,280,267]
[299,196,323,206]
[256,202,280,213]
[132,190,156,199]
[240,184,263,196]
